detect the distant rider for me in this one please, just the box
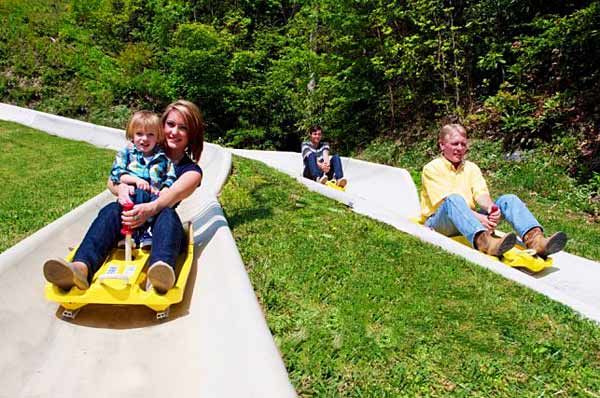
[301,125,347,188]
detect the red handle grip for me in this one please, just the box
[120,202,134,235]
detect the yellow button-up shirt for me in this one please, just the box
[420,156,489,221]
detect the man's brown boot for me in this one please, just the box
[475,231,516,257]
[523,227,567,258]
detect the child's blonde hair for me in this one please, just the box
[125,111,164,144]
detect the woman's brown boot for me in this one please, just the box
[523,227,567,258]
[474,231,516,257]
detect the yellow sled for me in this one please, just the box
[325,180,347,191]
[449,234,552,273]
[45,223,195,320]
[411,218,552,273]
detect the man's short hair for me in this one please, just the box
[439,124,467,143]
[309,125,322,134]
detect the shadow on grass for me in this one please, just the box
[225,182,275,230]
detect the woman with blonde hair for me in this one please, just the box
[43,100,205,294]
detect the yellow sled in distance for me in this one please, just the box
[325,180,347,191]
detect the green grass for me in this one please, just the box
[221,156,600,397]
[0,120,115,252]
[3,120,599,395]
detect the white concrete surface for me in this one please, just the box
[232,148,600,324]
[0,104,296,398]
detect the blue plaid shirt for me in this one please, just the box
[110,145,177,191]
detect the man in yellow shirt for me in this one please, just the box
[420,124,567,258]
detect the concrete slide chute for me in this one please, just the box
[232,148,600,324]
[0,104,296,398]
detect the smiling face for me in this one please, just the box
[439,127,468,167]
[163,109,190,160]
[309,129,322,147]
[133,129,158,156]
[125,111,162,156]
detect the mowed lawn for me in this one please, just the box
[0,120,115,252]
[220,156,600,397]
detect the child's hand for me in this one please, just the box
[118,184,134,206]
[135,179,151,191]
[150,186,160,196]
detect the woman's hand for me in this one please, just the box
[117,184,134,205]
[122,201,158,229]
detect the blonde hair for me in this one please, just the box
[439,123,467,143]
[161,100,205,161]
[125,111,163,144]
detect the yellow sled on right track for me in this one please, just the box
[411,217,552,273]
[450,234,552,273]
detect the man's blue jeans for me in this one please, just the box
[303,153,344,180]
[73,201,185,281]
[424,193,541,247]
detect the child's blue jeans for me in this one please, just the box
[131,188,158,244]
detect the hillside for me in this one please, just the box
[1,0,598,189]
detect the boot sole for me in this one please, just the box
[543,232,568,257]
[496,232,517,257]
[147,262,175,294]
[44,259,89,291]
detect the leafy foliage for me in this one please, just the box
[1,0,598,181]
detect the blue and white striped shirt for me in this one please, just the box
[301,141,330,161]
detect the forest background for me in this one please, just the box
[1,0,599,188]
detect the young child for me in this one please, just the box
[110,110,176,247]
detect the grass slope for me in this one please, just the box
[221,156,600,397]
[0,120,115,252]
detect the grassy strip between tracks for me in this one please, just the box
[0,120,115,253]
[220,156,600,397]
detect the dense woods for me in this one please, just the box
[1,0,598,182]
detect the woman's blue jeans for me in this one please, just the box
[424,193,541,247]
[73,201,185,282]
[303,153,344,180]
